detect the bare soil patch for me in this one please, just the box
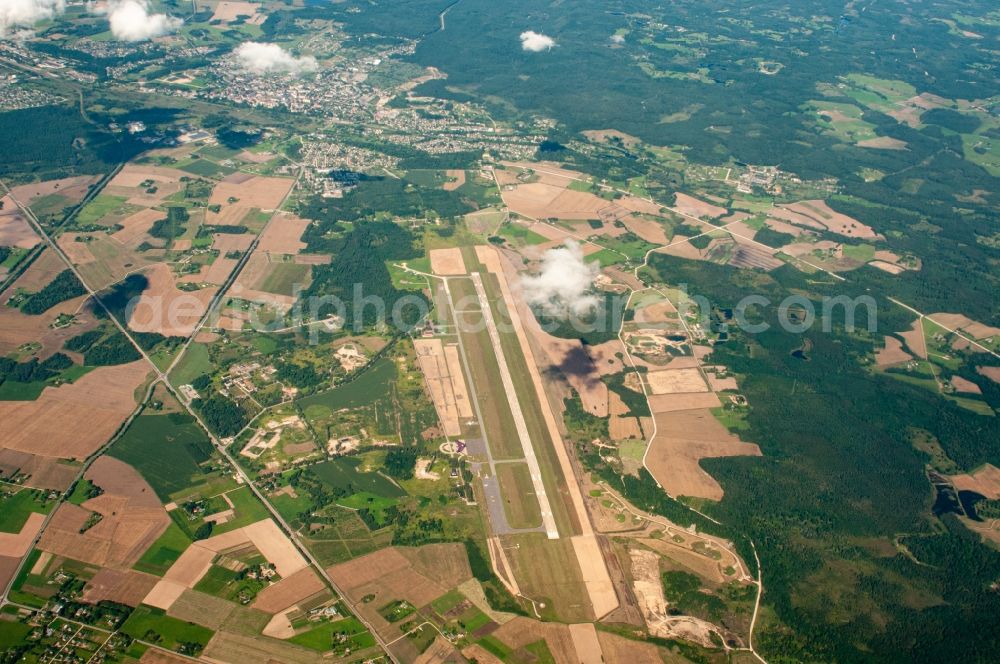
[876,336,912,367]
[951,376,982,394]
[646,392,722,413]
[899,320,927,359]
[0,361,148,460]
[645,368,709,395]
[207,176,293,226]
[673,193,727,219]
[82,568,159,606]
[252,567,327,614]
[111,208,165,248]
[949,464,1000,499]
[858,137,908,150]
[442,169,466,191]
[0,196,40,249]
[0,512,44,558]
[257,212,309,254]
[774,200,879,239]
[39,456,169,568]
[128,263,216,337]
[429,247,467,275]
[645,409,761,500]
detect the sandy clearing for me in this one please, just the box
[876,336,913,367]
[899,320,927,359]
[0,512,44,558]
[243,518,308,577]
[252,567,326,614]
[0,361,148,460]
[646,409,761,500]
[673,193,727,219]
[257,212,309,255]
[128,263,216,337]
[411,339,465,433]
[429,247,467,275]
[582,129,641,147]
[645,368,709,395]
[870,260,905,274]
[442,169,466,191]
[571,535,618,619]
[949,464,1000,499]
[262,607,296,639]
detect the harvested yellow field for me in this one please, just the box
[257,212,309,254]
[773,200,879,239]
[128,264,216,337]
[0,512,44,558]
[414,337,472,436]
[673,193,728,219]
[429,247,467,275]
[207,174,293,226]
[645,368,709,395]
[645,409,761,501]
[646,391,722,413]
[0,361,148,460]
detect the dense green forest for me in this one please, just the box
[641,254,1000,661]
[20,270,87,315]
[299,218,426,329]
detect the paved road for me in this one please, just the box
[470,272,559,539]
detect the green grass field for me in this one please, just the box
[311,458,406,498]
[75,194,128,226]
[133,521,192,576]
[212,486,270,534]
[170,342,212,387]
[495,463,543,529]
[260,262,310,296]
[120,605,214,651]
[297,359,396,420]
[109,412,215,500]
[0,490,52,533]
[288,617,375,653]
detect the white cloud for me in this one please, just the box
[0,0,65,37]
[610,33,625,44]
[519,241,599,317]
[107,0,182,42]
[233,41,318,75]
[520,30,555,52]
